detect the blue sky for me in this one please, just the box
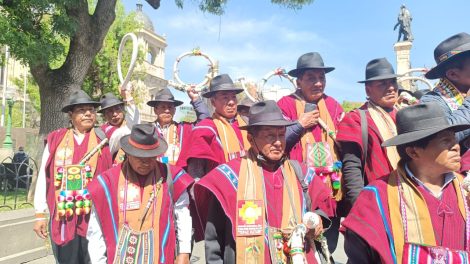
[123,0,470,104]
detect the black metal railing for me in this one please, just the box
[0,156,37,210]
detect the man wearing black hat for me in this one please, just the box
[99,91,140,164]
[237,96,255,118]
[337,58,401,215]
[87,124,194,264]
[420,32,470,173]
[277,52,344,253]
[33,90,112,264]
[177,74,251,179]
[194,100,333,263]
[98,91,140,140]
[146,87,209,165]
[342,103,470,263]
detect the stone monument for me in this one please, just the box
[393,5,414,90]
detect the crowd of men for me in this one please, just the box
[32,32,470,264]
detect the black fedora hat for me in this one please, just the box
[425,32,470,79]
[239,100,296,129]
[288,52,335,78]
[120,124,168,158]
[202,74,244,98]
[358,58,401,83]
[61,90,101,113]
[382,103,470,147]
[146,88,183,107]
[98,93,124,113]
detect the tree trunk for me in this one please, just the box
[27,0,117,200]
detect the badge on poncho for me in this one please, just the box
[237,200,264,236]
[119,183,141,211]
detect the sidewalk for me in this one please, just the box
[22,255,55,264]
[24,234,347,264]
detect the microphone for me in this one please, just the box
[302,211,320,229]
[304,103,317,113]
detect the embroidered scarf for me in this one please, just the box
[295,97,342,200]
[212,113,251,162]
[235,150,302,263]
[53,129,99,220]
[388,162,468,263]
[116,161,163,263]
[113,148,126,165]
[367,101,400,169]
[434,78,465,111]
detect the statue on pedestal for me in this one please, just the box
[394,5,413,42]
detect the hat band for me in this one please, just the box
[438,50,462,63]
[129,138,160,150]
[249,112,285,125]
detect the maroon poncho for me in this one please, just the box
[44,128,112,245]
[87,162,194,264]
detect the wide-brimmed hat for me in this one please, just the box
[425,32,470,79]
[202,74,244,98]
[120,124,168,158]
[382,103,470,147]
[146,88,183,107]
[358,58,401,83]
[239,100,295,129]
[98,93,124,113]
[61,90,101,113]
[288,52,335,78]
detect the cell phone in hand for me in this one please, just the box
[304,103,317,113]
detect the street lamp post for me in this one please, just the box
[2,98,14,149]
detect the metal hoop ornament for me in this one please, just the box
[172,48,216,92]
[237,77,259,103]
[117,33,139,90]
[260,67,297,90]
[397,68,433,90]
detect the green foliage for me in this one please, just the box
[341,100,363,113]
[175,0,312,15]
[271,0,314,9]
[0,0,77,68]
[11,76,41,113]
[82,1,143,98]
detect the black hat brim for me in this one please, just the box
[202,88,244,98]
[288,67,335,78]
[357,73,401,83]
[425,49,470,79]
[239,119,296,129]
[146,99,184,107]
[382,123,470,147]
[98,101,125,113]
[62,102,101,113]
[120,134,168,158]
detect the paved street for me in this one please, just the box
[25,233,348,263]
[189,233,348,263]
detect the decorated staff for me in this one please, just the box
[33,90,112,264]
[194,100,334,264]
